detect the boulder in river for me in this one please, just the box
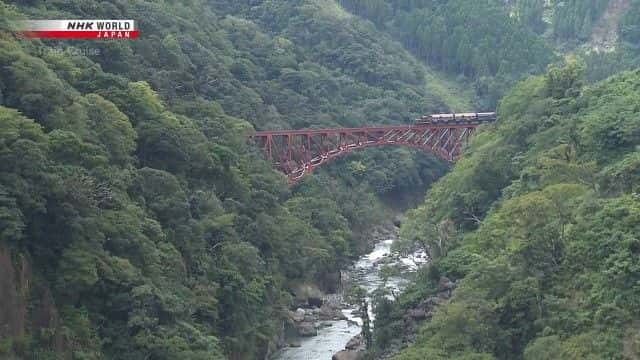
[345,334,365,350]
[291,308,306,322]
[319,304,347,320]
[332,349,365,360]
[297,321,317,337]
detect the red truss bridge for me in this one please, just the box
[250,112,496,186]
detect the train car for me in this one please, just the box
[415,112,496,125]
[454,112,477,123]
[431,113,455,123]
[477,112,496,117]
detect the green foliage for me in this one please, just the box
[619,0,640,48]
[388,64,640,359]
[552,0,610,42]
[339,0,557,108]
[7,0,636,358]
[565,0,640,83]
[545,57,585,99]
[0,0,456,358]
[515,0,547,34]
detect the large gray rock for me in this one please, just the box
[297,321,317,337]
[332,350,365,360]
[345,334,365,350]
[291,308,306,322]
[319,305,347,321]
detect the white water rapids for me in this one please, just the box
[273,236,428,360]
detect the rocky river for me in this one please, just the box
[272,228,429,360]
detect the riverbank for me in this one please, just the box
[273,223,429,360]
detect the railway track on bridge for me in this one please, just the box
[250,112,496,186]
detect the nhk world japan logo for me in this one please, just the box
[13,20,138,39]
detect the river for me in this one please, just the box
[273,233,427,360]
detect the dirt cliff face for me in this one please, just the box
[0,245,29,340]
[0,245,62,355]
[590,0,631,51]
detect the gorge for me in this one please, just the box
[1,1,639,359]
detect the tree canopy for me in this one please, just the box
[384,63,640,360]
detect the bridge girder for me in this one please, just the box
[251,125,474,186]
[250,121,488,187]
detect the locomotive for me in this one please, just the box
[415,112,496,125]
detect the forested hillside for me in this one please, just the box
[0,0,456,358]
[582,0,640,82]
[338,0,640,106]
[506,0,640,82]
[339,0,556,108]
[2,0,640,359]
[377,61,640,359]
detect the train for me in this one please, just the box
[415,112,496,125]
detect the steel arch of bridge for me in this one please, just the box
[250,121,490,186]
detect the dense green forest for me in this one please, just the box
[581,0,640,82]
[362,2,640,358]
[0,0,454,358]
[338,0,640,105]
[338,0,557,108]
[551,0,610,42]
[512,0,640,83]
[377,61,640,359]
[2,0,640,359]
